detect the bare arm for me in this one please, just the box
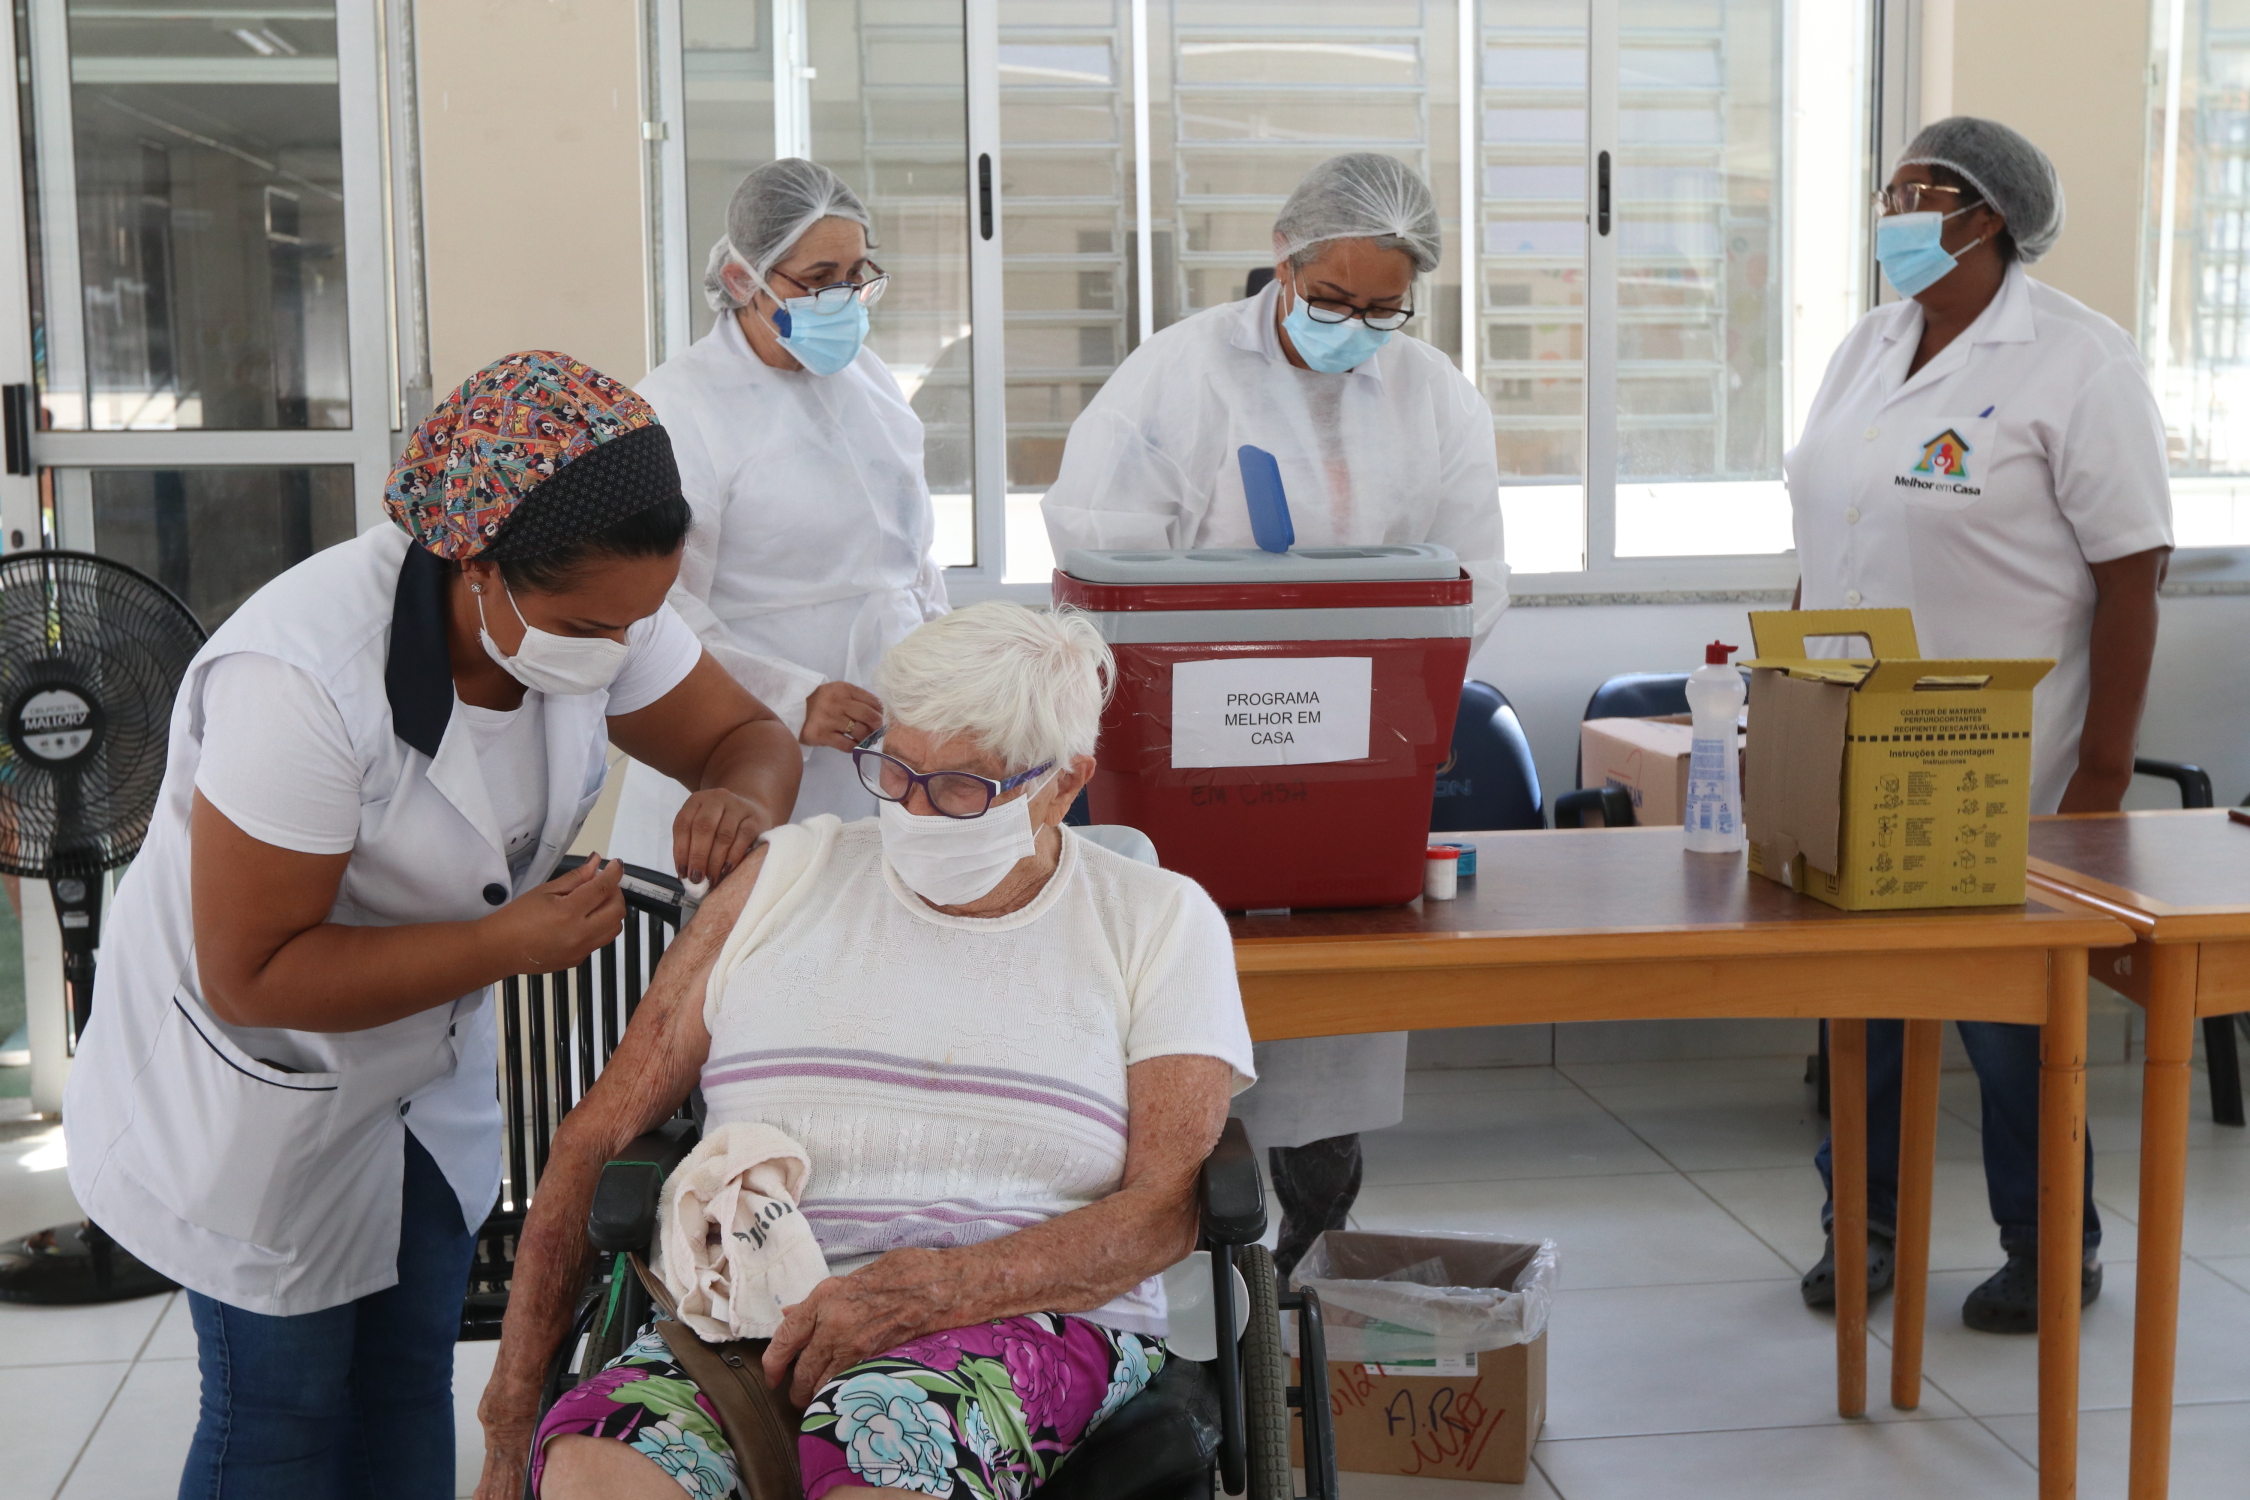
[608,652,801,883]
[762,1051,1235,1404]
[472,847,763,1500]
[191,794,627,1032]
[2057,546,2169,814]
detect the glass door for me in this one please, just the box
[15,0,400,628]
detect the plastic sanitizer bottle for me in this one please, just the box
[1683,641,1746,854]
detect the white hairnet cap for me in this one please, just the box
[1896,116,2065,265]
[703,157,875,313]
[1271,152,1442,274]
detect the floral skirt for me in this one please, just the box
[532,1312,1163,1500]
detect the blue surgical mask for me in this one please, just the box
[1281,285,1392,374]
[770,296,869,377]
[1875,207,1984,299]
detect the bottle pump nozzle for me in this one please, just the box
[1705,642,1738,666]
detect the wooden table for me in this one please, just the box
[2026,810,2250,1500]
[1228,826,2128,1500]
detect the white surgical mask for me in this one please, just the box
[878,776,1052,907]
[477,580,630,696]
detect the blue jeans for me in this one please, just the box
[181,1131,476,1499]
[1815,1019,2100,1259]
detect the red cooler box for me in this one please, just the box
[1053,545,1472,911]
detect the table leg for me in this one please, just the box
[2039,951,2087,1500]
[1890,1018,1942,1410]
[1831,1017,1868,1419]
[2127,945,2198,1500]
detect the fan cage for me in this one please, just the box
[0,551,206,880]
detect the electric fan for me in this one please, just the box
[0,549,205,1303]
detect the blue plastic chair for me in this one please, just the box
[1431,681,1546,831]
[1581,671,1695,724]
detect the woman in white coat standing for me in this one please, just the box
[1789,119,2172,1333]
[613,160,948,868]
[1042,153,1507,1274]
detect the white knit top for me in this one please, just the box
[698,815,1257,1335]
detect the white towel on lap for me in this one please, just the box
[657,1122,830,1340]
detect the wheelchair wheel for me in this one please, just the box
[1237,1243,1294,1500]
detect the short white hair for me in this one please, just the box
[876,602,1114,772]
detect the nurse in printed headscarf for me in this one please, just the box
[64,351,801,1497]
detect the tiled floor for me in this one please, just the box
[7,1051,2249,1499]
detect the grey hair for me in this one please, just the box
[875,603,1114,772]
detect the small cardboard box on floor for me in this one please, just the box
[1579,714,1744,826]
[1741,608,2051,910]
[1287,1231,1556,1484]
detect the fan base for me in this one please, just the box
[0,1219,176,1305]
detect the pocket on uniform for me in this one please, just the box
[1893,415,1995,512]
[108,992,342,1248]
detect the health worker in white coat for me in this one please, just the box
[1041,151,1507,1274]
[64,353,803,1498]
[1788,119,2172,1334]
[612,159,948,872]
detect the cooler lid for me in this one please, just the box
[1060,543,1460,585]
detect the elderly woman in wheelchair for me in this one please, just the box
[474,603,1266,1500]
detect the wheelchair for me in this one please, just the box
[485,854,1338,1499]
[540,1116,1336,1499]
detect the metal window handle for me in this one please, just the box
[1597,151,1611,237]
[3,384,29,476]
[978,152,994,241]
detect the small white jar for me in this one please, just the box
[1424,845,1460,901]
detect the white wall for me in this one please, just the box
[417,0,652,392]
[1946,0,2150,332]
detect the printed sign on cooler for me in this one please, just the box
[1170,656,1373,768]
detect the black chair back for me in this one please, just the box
[463,858,687,1338]
[1431,681,1545,831]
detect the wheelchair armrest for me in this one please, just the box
[1199,1118,1268,1246]
[587,1119,699,1253]
[1554,785,1635,829]
[2134,757,2215,809]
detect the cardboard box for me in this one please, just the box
[1579,714,1744,827]
[1294,1336,1547,1484]
[1741,608,2051,910]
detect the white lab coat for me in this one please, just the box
[611,314,949,866]
[63,526,700,1315]
[1040,281,1509,652]
[1786,263,2174,811]
[1043,285,1508,1150]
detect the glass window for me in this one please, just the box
[46,0,350,432]
[657,0,1868,584]
[2143,0,2250,548]
[678,0,977,566]
[1481,8,1589,573]
[85,465,356,628]
[997,0,1467,583]
[997,3,1128,583]
[1605,0,1791,560]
